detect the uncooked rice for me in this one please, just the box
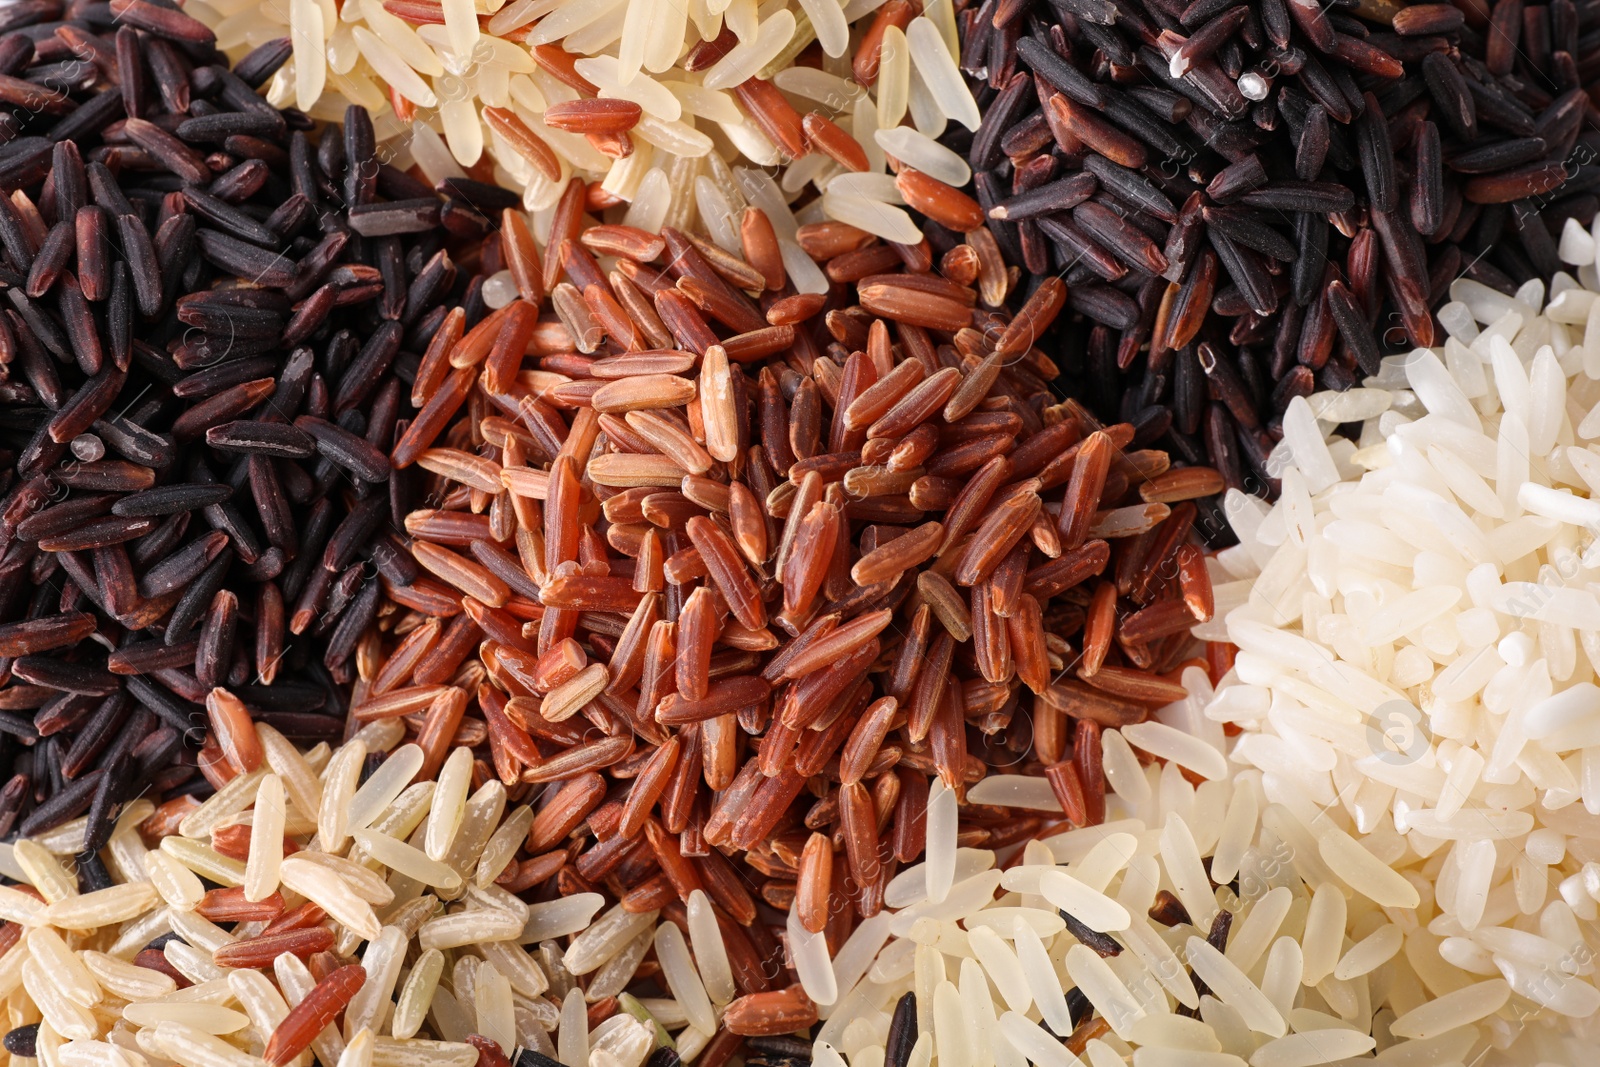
[0,721,735,1067]
[196,0,980,261]
[1193,248,1600,1062]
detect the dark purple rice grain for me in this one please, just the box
[1446,135,1549,174]
[7,290,70,363]
[247,454,297,556]
[25,221,72,299]
[196,590,237,691]
[35,516,158,553]
[205,421,317,458]
[1066,283,1141,329]
[82,753,130,851]
[1205,154,1267,203]
[1200,205,1297,262]
[11,657,119,697]
[57,462,156,493]
[194,229,297,289]
[294,415,391,484]
[95,415,176,469]
[320,495,386,576]
[1411,121,1445,239]
[885,993,918,1067]
[1074,202,1170,275]
[180,186,280,246]
[1513,207,1560,283]
[43,364,122,445]
[1323,279,1380,376]
[991,173,1099,221]
[1207,230,1275,317]
[108,638,203,677]
[4,1025,39,1058]
[1060,907,1124,956]
[16,766,101,836]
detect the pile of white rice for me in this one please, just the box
[798,253,1600,1067]
[194,0,977,268]
[1192,250,1600,1058]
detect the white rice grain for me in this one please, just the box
[875,24,910,128]
[904,17,980,130]
[151,1021,262,1067]
[244,774,284,903]
[1038,870,1130,932]
[655,922,717,1035]
[965,924,1032,1014]
[278,855,382,941]
[1387,979,1510,1040]
[685,890,736,1006]
[1013,923,1073,1037]
[925,778,957,905]
[703,9,795,89]
[1184,937,1285,1037]
[419,745,470,862]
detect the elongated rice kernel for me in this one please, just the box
[279,856,382,941]
[0,884,46,925]
[245,775,286,903]
[228,969,291,1047]
[345,928,407,1040]
[347,744,425,834]
[442,781,507,883]
[15,841,78,903]
[317,740,368,855]
[27,928,101,1008]
[904,18,980,130]
[473,962,516,1054]
[152,1020,264,1067]
[259,724,325,823]
[1184,937,1285,1037]
[122,1003,250,1034]
[786,906,838,1007]
[425,746,472,862]
[23,956,96,1039]
[418,909,525,950]
[352,830,463,891]
[85,951,177,1001]
[371,1037,479,1066]
[391,949,444,1040]
[1013,923,1071,1037]
[480,940,549,998]
[558,987,589,1067]
[521,893,606,944]
[1389,979,1511,1040]
[877,25,910,129]
[42,883,158,930]
[474,805,534,888]
[924,779,956,906]
[685,890,737,1005]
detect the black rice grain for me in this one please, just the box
[0,13,496,837]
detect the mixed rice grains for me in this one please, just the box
[0,6,1245,1067]
[10,0,1600,1061]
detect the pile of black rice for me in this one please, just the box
[0,0,506,863]
[947,0,1600,513]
